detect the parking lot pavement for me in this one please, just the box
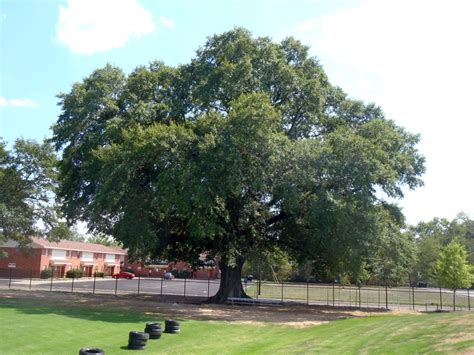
[1,277,221,297]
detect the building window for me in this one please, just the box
[66,251,71,257]
[48,249,52,256]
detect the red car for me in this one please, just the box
[112,271,135,279]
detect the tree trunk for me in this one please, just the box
[208,256,248,303]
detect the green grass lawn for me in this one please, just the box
[0,298,473,354]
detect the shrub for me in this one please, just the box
[95,272,105,278]
[40,268,53,279]
[66,269,83,278]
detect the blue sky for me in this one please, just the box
[1,0,474,226]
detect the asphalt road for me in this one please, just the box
[0,277,221,297]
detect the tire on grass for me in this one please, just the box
[79,348,105,355]
[128,341,147,347]
[165,319,180,327]
[127,344,146,350]
[129,331,150,341]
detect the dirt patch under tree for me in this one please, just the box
[0,289,416,327]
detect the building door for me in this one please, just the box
[54,265,66,278]
[83,266,92,277]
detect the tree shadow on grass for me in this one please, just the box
[0,297,183,324]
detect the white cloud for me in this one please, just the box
[55,0,155,55]
[290,0,474,224]
[0,96,38,108]
[159,16,175,29]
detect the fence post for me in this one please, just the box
[137,275,141,297]
[29,269,33,290]
[366,287,369,308]
[412,287,415,310]
[358,286,361,308]
[377,286,380,308]
[50,266,54,291]
[258,273,262,296]
[281,281,284,302]
[8,268,12,289]
[468,289,470,311]
[114,277,118,296]
[385,286,388,309]
[207,277,210,298]
[160,277,163,298]
[92,272,96,294]
[439,288,443,310]
[332,282,335,307]
[453,290,456,312]
[71,272,75,293]
[306,281,309,305]
[184,277,187,299]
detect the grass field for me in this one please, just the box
[1,297,473,354]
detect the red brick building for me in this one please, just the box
[0,237,220,279]
[126,259,220,279]
[0,237,126,277]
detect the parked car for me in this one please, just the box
[163,272,174,280]
[112,271,135,279]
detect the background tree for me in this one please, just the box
[51,28,425,302]
[243,248,293,282]
[87,233,121,247]
[410,213,474,285]
[0,138,69,251]
[370,213,416,287]
[435,240,474,310]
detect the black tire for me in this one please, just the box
[145,327,162,332]
[145,329,162,336]
[149,334,162,339]
[79,348,105,355]
[165,319,180,327]
[128,339,148,346]
[165,325,180,331]
[147,329,162,333]
[127,344,146,350]
[145,325,162,331]
[147,328,162,333]
[146,322,162,328]
[129,331,150,341]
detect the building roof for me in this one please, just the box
[29,237,127,255]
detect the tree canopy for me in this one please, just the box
[51,28,425,301]
[0,138,69,247]
[436,240,473,291]
[410,214,474,286]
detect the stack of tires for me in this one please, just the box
[79,348,104,355]
[144,322,163,339]
[164,319,180,334]
[128,331,149,350]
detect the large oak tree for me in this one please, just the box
[52,28,425,302]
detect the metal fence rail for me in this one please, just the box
[0,268,472,311]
